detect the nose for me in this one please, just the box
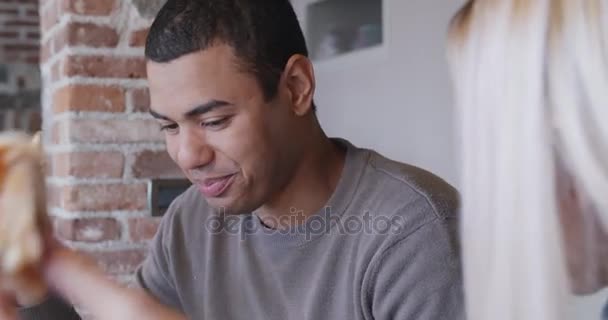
[174,127,214,171]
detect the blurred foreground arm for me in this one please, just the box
[40,248,186,320]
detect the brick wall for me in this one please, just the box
[0,0,39,63]
[40,0,181,285]
[0,0,41,133]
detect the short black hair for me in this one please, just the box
[145,0,309,103]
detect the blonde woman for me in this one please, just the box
[448,0,607,319]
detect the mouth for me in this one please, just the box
[196,174,236,198]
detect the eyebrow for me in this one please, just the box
[149,100,232,121]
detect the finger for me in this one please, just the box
[0,306,16,320]
[0,293,17,320]
[0,292,17,307]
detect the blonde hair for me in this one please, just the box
[448,1,608,319]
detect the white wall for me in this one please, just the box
[292,0,463,186]
[292,0,607,318]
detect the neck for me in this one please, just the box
[257,123,346,229]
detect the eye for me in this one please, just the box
[202,117,231,130]
[160,123,179,134]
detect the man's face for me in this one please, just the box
[147,44,300,214]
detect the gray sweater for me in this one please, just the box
[137,139,464,319]
[20,139,464,319]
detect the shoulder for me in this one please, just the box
[345,146,461,265]
[354,146,459,225]
[356,151,463,308]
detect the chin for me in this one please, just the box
[204,195,258,216]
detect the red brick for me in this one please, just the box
[40,3,58,32]
[26,31,40,39]
[62,0,116,16]
[61,183,148,211]
[26,8,39,17]
[3,44,39,52]
[129,87,150,112]
[55,218,121,242]
[52,31,67,53]
[0,31,19,38]
[89,249,147,275]
[0,9,19,15]
[40,39,52,63]
[66,119,163,144]
[128,218,161,242]
[5,20,39,27]
[53,84,126,113]
[51,61,60,81]
[46,183,59,205]
[25,55,39,64]
[63,55,147,79]
[128,28,149,47]
[132,150,182,179]
[52,151,125,178]
[51,119,67,144]
[58,22,119,48]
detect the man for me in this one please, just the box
[10,0,463,319]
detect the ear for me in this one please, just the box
[281,54,315,116]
